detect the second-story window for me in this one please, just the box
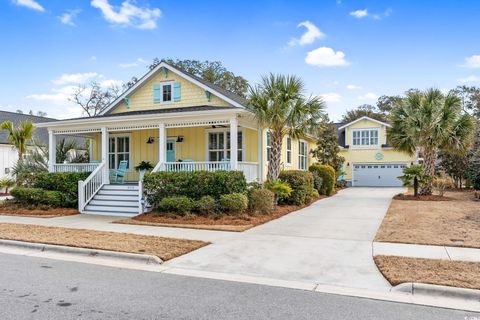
[162,83,172,102]
[352,129,379,146]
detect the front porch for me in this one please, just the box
[43,110,263,215]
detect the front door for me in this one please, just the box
[166,139,176,162]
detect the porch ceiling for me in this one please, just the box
[35,107,256,134]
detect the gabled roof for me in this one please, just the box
[338,116,391,130]
[0,110,56,146]
[101,61,248,115]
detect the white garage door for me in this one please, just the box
[353,163,406,187]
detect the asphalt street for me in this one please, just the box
[0,252,478,320]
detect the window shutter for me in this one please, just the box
[173,82,181,102]
[153,84,161,103]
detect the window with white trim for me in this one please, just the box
[207,130,243,161]
[161,82,172,103]
[286,136,292,165]
[266,131,272,162]
[109,136,130,169]
[298,140,308,170]
[352,129,379,146]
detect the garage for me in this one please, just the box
[352,163,407,187]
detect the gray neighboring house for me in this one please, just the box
[0,110,85,180]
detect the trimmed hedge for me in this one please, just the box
[309,164,335,196]
[11,187,64,207]
[195,196,217,215]
[249,188,275,215]
[157,196,195,216]
[144,171,247,208]
[278,170,314,205]
[219,193,248,214]
[13,172,90,208]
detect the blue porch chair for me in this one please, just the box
[110,160,128,184]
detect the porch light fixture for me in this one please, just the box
[176,136,184,143]
[146,137,155,144]
[347,162,350,167]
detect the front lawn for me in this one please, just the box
[116,198,323,232]
[374,255,480,290]
[375,190,480,248]
[0,223,207,261]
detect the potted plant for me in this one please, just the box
[134,161,154,181]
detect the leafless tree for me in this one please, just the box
[70,81,121,117]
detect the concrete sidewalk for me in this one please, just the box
[373,242,480,262]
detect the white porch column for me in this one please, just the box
[257,126,264,182]
[48,130,56,172]
[230,117,238,170]
[101,127,109,182]
[158,123,166,169]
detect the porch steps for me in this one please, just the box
[84,184,139,216]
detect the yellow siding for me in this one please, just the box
[339,118,416,180]
[90,126,260,181]
[109,70,230,114]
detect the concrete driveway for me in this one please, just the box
[167,187,404,292]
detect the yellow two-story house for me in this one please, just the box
[336,116,417,187]
[36,61,316,216]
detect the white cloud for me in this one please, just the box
[305,47,350,67]
[27,72,123,118]
[52,72,99,85]
[13,0,44,12]
[462,55,480,68]
[59,9,81,26]
[458,75,480,83]
[119,58,148,68]
[319,92,342,103]
[346,84,362,90]
[91,0,161,30]
[288,20,325,46]
[358,92,378,101]
[350,9,368,18]
[350,8,391,20]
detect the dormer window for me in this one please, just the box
[352,129,379,146]
[153,81,174,103]
[162,83,172,102]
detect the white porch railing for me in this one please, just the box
[54,163,99,173]
[164,161,231,172]
[78,162,107,213]
[238,162,259,182]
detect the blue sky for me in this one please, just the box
[1,0,480,121]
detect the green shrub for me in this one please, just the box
[309,164,336,196]
[195,196,217,215]
[249,188,275,215]
[278,170,314,205]
[311,188,319,198]
[144,171,247,208]
[264,180,292,204]
[28,172,90,207]
[157,196,195,216]
[11,187,63,207]
[219,193,248,214]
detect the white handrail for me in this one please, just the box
[138,179,144,214]
[237,162,259,182]
[78,162,106,213]
[164,161,231,172]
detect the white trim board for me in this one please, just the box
[339,116,391,130]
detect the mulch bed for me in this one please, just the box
[374,255,480,290]
[0,223,207,261]
[393,194,452,201]
[0,203,78,218]
[376,190,480,248]
[116,196,326,232]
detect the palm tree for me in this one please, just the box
[248,74,326,180]
[398,165,430,197]
[389,89,475,195]
[0,121,35,159]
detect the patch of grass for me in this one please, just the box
[375,190,480,248]
[374,255,480,290]
[0,223,208,261]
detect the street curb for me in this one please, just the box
[0,239,163,265]
[392,282,480,301]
